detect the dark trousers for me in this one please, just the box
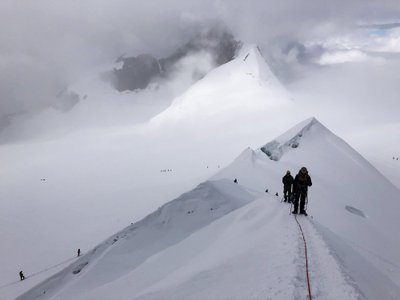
[283,186,292,201]
[293,193,307,213]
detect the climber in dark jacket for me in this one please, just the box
[292,167,312,215]
[282,170,294,202]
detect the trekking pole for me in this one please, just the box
[305,194,308,211]
[289,198,293,215]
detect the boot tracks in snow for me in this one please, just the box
[294,214,313,300]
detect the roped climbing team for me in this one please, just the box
[18,248,82,281]
[282,167,312,216]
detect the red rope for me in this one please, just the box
[294,215,313,300]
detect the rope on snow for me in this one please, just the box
[294,215,313,300]
[0,255,79,290]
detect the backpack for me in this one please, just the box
[297,173,309,194]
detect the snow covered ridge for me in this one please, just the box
[214,117,400,298]
[17,179,255,300]
[260,117,319,161]
[17,118,400,299]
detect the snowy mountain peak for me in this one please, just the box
[260,117,325,161]
[236,44,279,82]
[150,43,293,128]
[233,147,259,165]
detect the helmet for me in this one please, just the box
[300,167,307,173]
[286,170,290,174]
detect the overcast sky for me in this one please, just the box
[1,0,400,141]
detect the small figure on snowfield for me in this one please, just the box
[19,271,25,281]
[292,167,312,215]
[282,170,294,203]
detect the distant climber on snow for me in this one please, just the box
[234,178,238,183]
[282,170,293,202]
[292,167,312,216]
[19,270,25,281]
[77,248,81,257]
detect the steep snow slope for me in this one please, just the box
[214,117,400,288]
[17,179,256,299]
[22,196,372,300]
[19,118,400,299]
[150,44,299,131]
[0,127,227,300]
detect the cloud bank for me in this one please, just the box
[1,0,400,140]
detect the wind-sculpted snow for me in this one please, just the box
[17,179,255,300]
[129,199,360,300]
[18,195,366,300]
[16,118,400,299]
[214,117,400,296]
[260,117,317,161]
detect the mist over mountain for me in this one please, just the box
[1,2,400,299]
[111,27,241,91]
[1,0,400,139]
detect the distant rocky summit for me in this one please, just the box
[111,28,242,92]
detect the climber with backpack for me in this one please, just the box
[282,170,294,202]
[292,167,312,216]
